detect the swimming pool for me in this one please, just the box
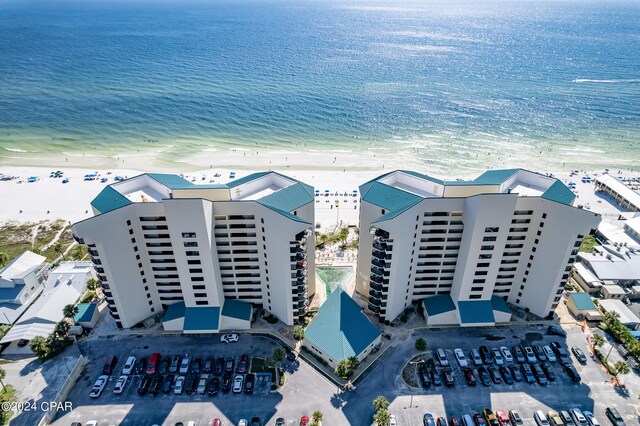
[316,266,353,296]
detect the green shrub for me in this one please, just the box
[415,338,427,352]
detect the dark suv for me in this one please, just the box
[479,346,493,364]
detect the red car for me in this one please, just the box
[146,353,161,375]
[449,417,461,426]
[496,410,510,426]
[213,419,222,426]
[300,416,310,426]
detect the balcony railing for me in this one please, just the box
[371,266,384,276]
[373,242,387,252]
[368,303,380,313]
[370,282,383,292]
[372,258,386,269]
[372,250,385,260]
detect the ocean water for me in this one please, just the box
[0,0,639,173]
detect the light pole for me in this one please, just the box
[407,360,424,408]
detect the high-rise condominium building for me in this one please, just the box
[72,172,315,332]
[356,169,601,326]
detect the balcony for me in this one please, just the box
[296,252,306,261]
[368,303,380,313]
[372,258,386,269]
[296,270,306,278]
[371,266,384,276]
[370,282,383,292]
[369,297,381,307]
[372,250,386,260]
[370,273,383,284]
[369,289,382,300]
[373,242,387,252]
[295,263,305,270]
[88,249,99,257]
[296,292,308,302]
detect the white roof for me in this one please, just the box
[578,245,640,281]
[0,251,46,285]
[597,221,640,247]
[599,299,640,325]
[0,262,91,344]
[624,216,640,238]
[596,175,640,210]
[602,284,627,295]
[574,262,602,286]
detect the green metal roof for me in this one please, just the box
[226,172,271,188]
[458,300,495,324]
[568,292,596,311]
[491,296,511,314]
[472,169,520,185]
[184,306,220,331]
[304,288,381,362]
[258,182,314,213]
[542,180,576,206]
[147,173,194,189]
[221,299,252,321]
[361,181,423,211]
[162,301,186,322]
[423,294,456,316]
[90,185,132,214]
[73,303,97,323]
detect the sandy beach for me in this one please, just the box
[0,160,637,231]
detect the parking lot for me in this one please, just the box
[46,324,640,426]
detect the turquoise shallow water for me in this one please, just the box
[0,0,639,172]
[317,266,353,296]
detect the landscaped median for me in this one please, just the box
[251,356,285,391]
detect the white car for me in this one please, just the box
[390,414,397,426]
[524,346,537,363]
[454,348,467,367]
[179,355,191,374]
[543,345,557,363]
[232,374,244,393]
[499,346,513,363]
[534,410,550,426]
[470,349,483,366]
[583,411,601,426]
[122,355,136,375]
[89,375,109,398]
[570,409,588,426]
[85,422,98,426]
[492,348,504,366]
[113,375,128,394]
[221,333,239,344]
[174,375,185,395]
[238,420,248,426]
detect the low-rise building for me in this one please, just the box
[601,284,627,300]
[598,299,640,330]
[0,251,47,324]
[577,244,640,289]
[566,292,602,321]
[303,288,381,369]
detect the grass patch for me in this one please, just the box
[0,385,17,425]
[250,357,277,383]
[579,235,598,253]
[0,220,76,264]
[402,354,432,388]
[80,291,96,304]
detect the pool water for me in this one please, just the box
[316,266,353,296]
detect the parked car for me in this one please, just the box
[454,348,468,367]
[570,409,588,426]
[179,355,192,375]
[534,410,550,426]
[492,349,504,366]
[495,410,510,426]
[207,377,220,396]
[533,345,547,362]
[237,354,250,374]
[191,358,203,374]
[424,414,436,426]
[149,374,163,395]
[572,347,587,363]
[604,407,625,426]
[102,355,117,375]
[220,333,239,343]
[436,348,449,367]
[420,370,431,388]
[547,411,564,426]
[222,372,232,392]
[523,346,537,363]
[233,374,244,393]
[438,417,448,426]
[173,375,185,395]
[509,410,524,426]
[204,357,214,374]
[471,349,483,366]
[483,409,499,426]
[214,357,225,375]
[541,363,556,381]
[520,363,535,384]
[113,375,128,394]
[564,364,582,382]
[250,417,262,426]
[512,346,526,364]
[560,411,575,426]
[442,368,455,386]
[197,374,209,394]
[244,373,255,394]
[185,374,197,394]
[461,415,474,426]
[499,366,514,385]
[450,417,462,426]
[477,367,492,386]
[551,342,571,364]
[275,419,286,426]
[431,369,442,386]
[169,355,181,373]
[135,357,148,375]
[480,346,493,364]
[488,367,502,384]
[532,363,548,385]
[474,413,487,425]
[509,365,523,382]
[543,346,557,363]
[499,346,513,363]
[159,356,170,374]
[146,353,161,375]
[90,375,109,398]
[300,416,310,426]
[463,368,477,386]
[548,325,567,336]
[284,346,297,361]
[163,374,174,393]
[122,356,136,375]
[138,375,152,395]
[583,411,601,426]
[225,358,235,372]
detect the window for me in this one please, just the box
[471,286,484,291]
[542,213,547,219]
[184,241,198,247]
[480,245,494,251]
[189,268,203,273]
[185,251,200,256]
[472,279,486,284]
[484,227,499,233]
[126,220,131,226]
[182,232,196,238]
[187,260,201,265]
[469,295,482,299]
[192,277,204,282]
[129,229,134,235]
[483,236,497,242]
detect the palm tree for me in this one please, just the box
[373,395,389,412]
[86,278,99,292]
[373,409,392,426]
[54,320,70,338]
[0,366,6,392]
[311,411,323,425]
[29,336,48,357]
[63,304,78,319]
[613,361,630,385]
[603,311,620,327]
[591,334,605,350]
[347,356,359,370]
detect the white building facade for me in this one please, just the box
[72,172,315,331]
[356,169,601,326]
